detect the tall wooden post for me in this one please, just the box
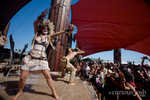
[48,0,72,71]
[114,49,121,64]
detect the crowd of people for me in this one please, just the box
[72,56,150,100]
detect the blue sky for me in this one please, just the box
[6,0,150,64]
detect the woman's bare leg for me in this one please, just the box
[42,70,59,100]
[12,70,29,100]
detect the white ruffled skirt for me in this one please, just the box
[21,55,50,71]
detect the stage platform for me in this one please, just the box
[0,72,98,100]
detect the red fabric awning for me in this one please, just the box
[71,0,150,56]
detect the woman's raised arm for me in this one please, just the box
[33,10,48,34]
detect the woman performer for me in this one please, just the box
[12,10,71,100]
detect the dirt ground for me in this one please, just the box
[0,72,94,100]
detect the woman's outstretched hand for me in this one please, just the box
[38,9,49,19]
[65,24,74,33]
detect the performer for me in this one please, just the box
[12,10,71,100]
[60,48,85,85]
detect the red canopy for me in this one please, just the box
[71,0,150,56]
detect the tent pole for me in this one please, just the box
[114,49,121,64]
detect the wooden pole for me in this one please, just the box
[48,0,72,71]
